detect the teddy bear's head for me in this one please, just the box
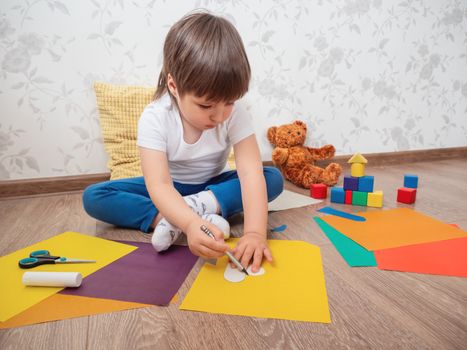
[267,120,307,148]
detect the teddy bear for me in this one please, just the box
[267,120,342,188]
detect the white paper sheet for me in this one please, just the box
[268,190,322,212]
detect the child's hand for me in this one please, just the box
[232,232,273,273]
[186,218,229,260]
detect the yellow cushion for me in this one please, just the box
[227,151,236,170]
[94,81,236,179]
[94,82,155,180]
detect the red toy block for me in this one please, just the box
[345,190,352,204]
[397,187,416,204]
[310,183,327,199]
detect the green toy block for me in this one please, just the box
[352,191,368,206]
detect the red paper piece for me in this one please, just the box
[375,236,467,277]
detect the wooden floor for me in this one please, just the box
[1,159,466,350]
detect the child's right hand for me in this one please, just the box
[186,218,229,260]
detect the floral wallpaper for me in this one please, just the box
[0,0,466,180]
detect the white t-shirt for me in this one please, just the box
[137,94,254,184]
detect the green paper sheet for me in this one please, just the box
[314,217,376,267]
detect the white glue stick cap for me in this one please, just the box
[22,271,82,287]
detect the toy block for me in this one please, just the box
[330,187,345,204]
[404,174,418,188]
[348,153,368,164]
[310,183,327,199]
[397,187,416,204]
[343,176,359,191]
[352,191,368,206]
[350,163,365,177]
[345,190,353,204]
[367,191,383,208]
[358,175,374,192]
[348,153,367,178]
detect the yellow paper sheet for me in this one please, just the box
[322,208,467,251]
[180,239,331,323]
[0,232,137,321]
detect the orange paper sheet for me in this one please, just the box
[374,237,467,277]
[321,208,467,251]
[0,294,178,329]
[0,294,149,329]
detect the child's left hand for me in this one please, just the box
[232,232,273,273]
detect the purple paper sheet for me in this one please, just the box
[60,241,198,306]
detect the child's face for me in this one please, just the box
[177,94,235,131]
[167,74,235,131]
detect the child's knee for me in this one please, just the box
[264,167,284,201]
[82,183,103,216]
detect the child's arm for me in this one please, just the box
[140,147,228,258]
[232,135,273,272]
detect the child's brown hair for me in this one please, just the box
[155,11,251,103]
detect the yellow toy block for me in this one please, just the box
[367,191,383,208]
[351,163,365,177]
[348,152,367,177]
[348,153,367,164]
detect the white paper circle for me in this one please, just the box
[224,264,246,283]
[223,264,265,283]
[247,266,265,276]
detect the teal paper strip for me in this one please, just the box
[314,217,377,267]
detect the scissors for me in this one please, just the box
[18,249,96,269]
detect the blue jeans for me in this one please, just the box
[82,166,284,233]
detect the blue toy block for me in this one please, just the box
[358,175,374,192]
[404,174,418,188]
[330,187,345,204]
[343,175,359,191]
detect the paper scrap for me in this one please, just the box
[271,224,287,232]
[318,206,366,222]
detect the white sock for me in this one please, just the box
[152,218,182,252]
[202,214,230,239]
[183,191,219,216]
[151,213,230,252]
